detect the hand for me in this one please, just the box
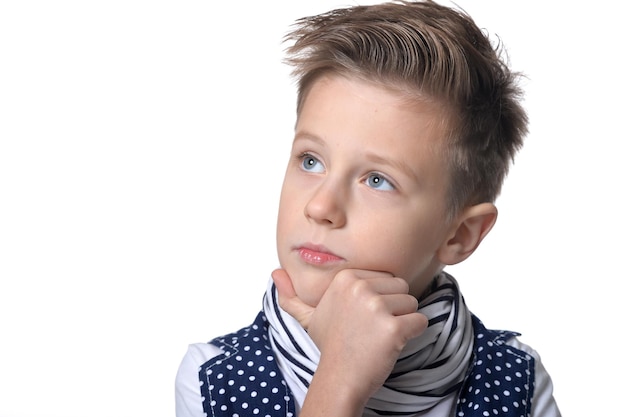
[272,268,428,407]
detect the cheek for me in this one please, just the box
[360,222,440,273]
[277,181,297,224]
[276,197,299,242]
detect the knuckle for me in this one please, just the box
[393,277,410,293]
[335,269,355,286]
[365,295,385,312]
[384,318,405,340]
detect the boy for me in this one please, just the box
[175,1,560,416]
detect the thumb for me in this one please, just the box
[271,268,314,330]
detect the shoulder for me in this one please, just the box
[175,313,271,417]
[469,316,561,417]
[175,343,225,417]
[505,337,561,417]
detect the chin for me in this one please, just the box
[289,270,331,307]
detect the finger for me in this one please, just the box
[367,276,410,295]
[333,270,411,303]
[395,312,429,341]
[271,268,314,329]
[343,270,409,296]
[271,268,297,298]
[382,293,419,316]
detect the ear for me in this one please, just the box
[437,203,498,266]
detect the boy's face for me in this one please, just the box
[276,75,455,307]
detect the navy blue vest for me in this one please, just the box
[199,312,535,417]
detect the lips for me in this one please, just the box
[296,244,344,265]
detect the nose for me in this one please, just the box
[304,179,347,228]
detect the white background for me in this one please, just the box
[0,1,623,416]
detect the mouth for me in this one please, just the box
[295,243,345,266]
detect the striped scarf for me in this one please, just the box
[263,271,474,415]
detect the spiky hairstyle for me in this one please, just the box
[284,0,527,217]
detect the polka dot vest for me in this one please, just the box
[198,313,534,417]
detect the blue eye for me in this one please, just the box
[300,154,324,173]
[366,173,394,190]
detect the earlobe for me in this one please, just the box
[438,203,498,266]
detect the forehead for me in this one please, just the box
[295,75,451,190]
[297,75,448,156]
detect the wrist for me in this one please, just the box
[299,357,370,417]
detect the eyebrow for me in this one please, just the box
[363,151,421,185]
[293,131,325,146]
